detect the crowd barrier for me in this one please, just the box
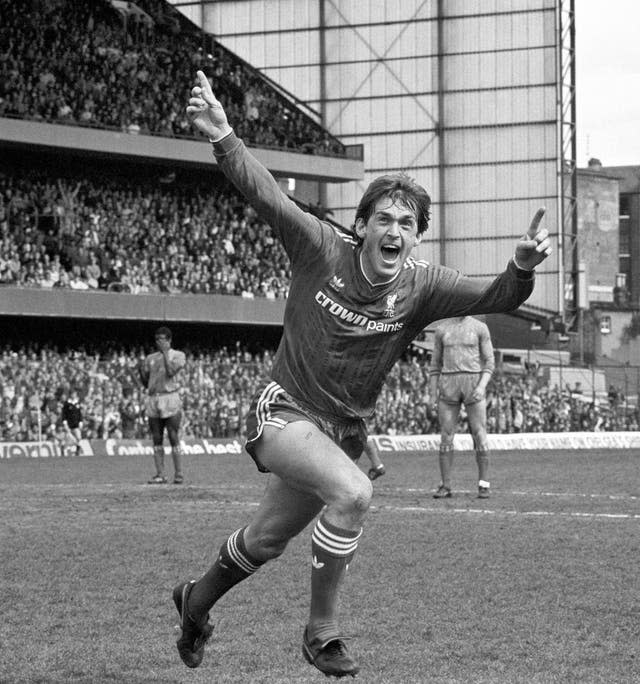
[1,433,639,459]
[0,437,244,459]
[369,432,640,453]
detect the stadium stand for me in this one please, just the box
[0,153,292,298]
[0,341,637,445]
[0,0,346,155]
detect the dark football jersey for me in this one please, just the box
[214,134,534,421]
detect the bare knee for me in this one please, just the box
[470,429,488,450]
[440,433,455,448]
[326,472,373,525]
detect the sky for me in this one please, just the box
[576,0,640,167]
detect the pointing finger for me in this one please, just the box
[526,207,546,240]
[196,70,216,105]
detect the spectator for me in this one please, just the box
[60,388,83,455]
[119,385,140,439]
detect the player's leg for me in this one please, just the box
[147,416,166,483]
[256,421,368,676]
[467,398,490,497]
[165,412,183,483]
[364,439,385,480]
[187,470,324,613]
[178,420,369,674]
[434,399,460,497]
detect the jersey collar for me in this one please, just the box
[358,252,402,288]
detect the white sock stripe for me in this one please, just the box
[226,529,260,574]
[316,519,363,544]
[312,521,362,555]
[312,528,361,553]
[312,535,359,557]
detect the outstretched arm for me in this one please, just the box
[422,209,553,322]
[186,71,324,259]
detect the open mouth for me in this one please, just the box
[380,244,401,263]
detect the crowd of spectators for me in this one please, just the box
[0,161,292,298]
[0,0,345,156]
[1,343,637,447]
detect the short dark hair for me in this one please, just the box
[354,173,431,236]
[155,326,172,340]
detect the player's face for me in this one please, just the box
[355,197,420,283]
[155,334,170,351]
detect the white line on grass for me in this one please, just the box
[401,487,639,501]
[372,504,640,520]
[166,500,640,521]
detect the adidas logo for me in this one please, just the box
[312,555,325,569]
[328,275,344,291]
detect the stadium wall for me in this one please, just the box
[0,117,364,182]
[0,287,286,325]
[3,433,639,460]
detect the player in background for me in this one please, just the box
[363,439,386,480]
[172,70,552,678]
[429,316,495,499]
[138,326,186,484]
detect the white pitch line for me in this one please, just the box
[400,487,639,501]
[372,503,640,520]
[172,500,640,521]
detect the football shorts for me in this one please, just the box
[145,391,182,419]
[245,380,368,473]
[439,372,484,406]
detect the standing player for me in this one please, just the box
[173,70,552,678]
[364,439,386,480]
[429,316,495,499]
[139,326,186,484]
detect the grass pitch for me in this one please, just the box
[1,447,639,683]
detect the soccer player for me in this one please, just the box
[364,439,386,480]
[174,70,552,677]
[138,326,186,484]
[429,316,495,499]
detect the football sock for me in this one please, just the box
[476,448,489,483]
[439,444,454,488]
[188,527,264,624]
[171,445,183,478]
[152,446,164,476]
[308,514,362,643]
[366,442,385,470]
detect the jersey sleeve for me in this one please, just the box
[212,132,332,269]
[418,259,535,325]
[478,323,495,375]
[429,328,443,378]
[169,350,186,375]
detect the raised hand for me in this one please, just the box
[186,70,233,141]
[514,207,552,271]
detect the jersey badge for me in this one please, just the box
[383,292,399,318]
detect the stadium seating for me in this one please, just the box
[0,161,291,298]
[0,343,636,444]
[0,0,345,156]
